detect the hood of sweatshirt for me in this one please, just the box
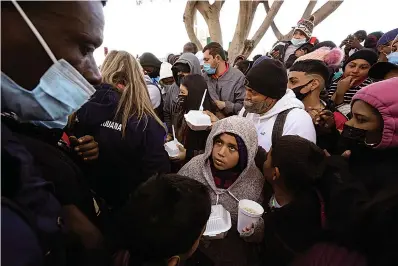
[172,53,202,81]
[76,83,120,127]
[201,116,262,193]
[257,89,304,121]
[178,116,264,220]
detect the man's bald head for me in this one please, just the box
[1,1,105,90]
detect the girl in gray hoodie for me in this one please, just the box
[178,116,264,266]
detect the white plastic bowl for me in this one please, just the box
[203,205,232,239]
[184,110,212,131]
[164,141,180,157]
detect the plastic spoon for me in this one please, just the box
[172,125,182,146]
[199,89,207,111]
[172,125,176,142]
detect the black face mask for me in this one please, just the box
[339,124,381,151]
[292,80,314,101]
[147,68,160,79]
[341,124,367,142]
[174,95,187,114]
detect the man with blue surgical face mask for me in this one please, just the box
[270,16,316,68]
[202,42,246,117]
[369,34,398,80]
[1,1,109,265]
[376,28,398,63]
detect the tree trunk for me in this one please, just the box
[241,0,284,58]
[183,1,203,51]
[196,0,225,45]
[228,1,260,64]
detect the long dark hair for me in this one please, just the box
[173,74,215,142]
[181,74,214,112]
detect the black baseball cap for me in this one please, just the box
[368,62,398,80]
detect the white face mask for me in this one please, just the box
[291,38,307,47]
[1,0,96,129]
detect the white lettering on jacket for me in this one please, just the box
[100,120,122,131]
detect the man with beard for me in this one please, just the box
[2,1,107,265]
[239,59,316,151]
[202,42,246,117]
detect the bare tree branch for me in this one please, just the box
[196,0,224,45]
[212,0,225,10]
[263,1,284,41]
[312,0,343,27]
[248,0,284,50]
[228,0,261,61]
[302,0,317,19]
[265,0,343,41]
[183,1,203,50]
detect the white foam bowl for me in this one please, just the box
[164,141,180,157]
[203,205,232,240]
[237,199,264,233]
[184,110,212,131]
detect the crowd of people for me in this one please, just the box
[2,1,398,266]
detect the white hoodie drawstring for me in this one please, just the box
[228,191,240,202]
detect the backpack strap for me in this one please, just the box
[243,110,249,118]
[271,108,294,146]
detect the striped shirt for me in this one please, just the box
[328,77,373,105]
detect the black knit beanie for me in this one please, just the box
[245,59,288,99]
[139,52,162,68]
[343,49,378,70]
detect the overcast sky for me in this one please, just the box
[94,0,396,64]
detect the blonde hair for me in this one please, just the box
[100,50,165,137]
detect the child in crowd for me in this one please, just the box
[179,116,264,266]
[260,135,329,266]
[111,174,211,266]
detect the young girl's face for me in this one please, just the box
[343,59,371,84]
[212,133,239,171]
[179,84,188,96]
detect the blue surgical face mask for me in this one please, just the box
[31,118,68,130]
[203,63,217,75]
[1,1,95,129]
[291,38,307,47]
[387,52,398,65]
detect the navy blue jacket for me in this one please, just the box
[2,122,63,266]
[74,84,170,208]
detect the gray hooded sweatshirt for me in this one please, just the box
[163,53,202,133]
[178,116,264,266]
